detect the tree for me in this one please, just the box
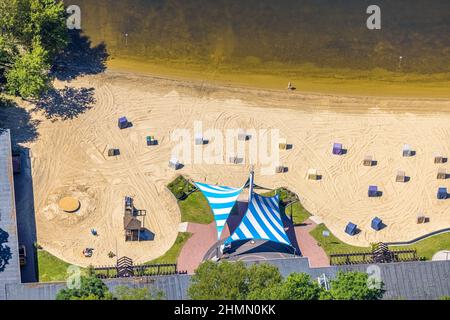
[0,0,68,98]
[56,276,113,300]
[328,271,384,300]
[277,273,323,300]
[113,286,165,300]
[0,0,68,57]
[246,263,283,300]
[27,0,68,57]
[188,261,249,300]
[188,261,284,300]
[188,261,385,301]
[6,41,50,98]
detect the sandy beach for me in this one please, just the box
[21,70,450,266]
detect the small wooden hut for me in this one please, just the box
[396,170,406,182]
[363,155,374,166]
[195,133,204,145]
[434,154,446,164]
[169,157,182,170]
[275,165,286,173]
[238,130,250,141]
[402,144,413,157]
[124,213,143,241]
[307,168,319,180]
[416,214,428,224]
[437,168,447,180]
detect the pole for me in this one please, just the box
[248,165,255,203]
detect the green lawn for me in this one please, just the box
[285,202,312,225]
[146,232,192,265]
[310,224,450,260]
[167,176,214,224]
[178,191,214,224]
[392,233,450,260]
[37,232,193,281]
[309,224,370,255]
[263,188,311,224]
[167,175,197,200]
[37,250,86,282]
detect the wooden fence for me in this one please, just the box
[330,249,418,266]
[93,263,182,279]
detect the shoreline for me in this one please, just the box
[103,68,450,115]
[107,57,450,100]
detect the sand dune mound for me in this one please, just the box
[41,186,96,225]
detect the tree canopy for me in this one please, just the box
[188,261,283,300]
[328,271,384,300]
[56,276,113,300]
[6,41,50,98]
[56,275,166,300]
[0,0,68,98]
[188,261,384,300]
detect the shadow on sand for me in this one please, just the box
[0,98,40,146]
[52,30,109,81]
[33,86,96,121]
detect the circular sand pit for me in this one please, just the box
[58,197,80,213]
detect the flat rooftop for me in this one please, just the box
[0,129,21,298]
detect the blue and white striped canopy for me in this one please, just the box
[225,193,291,246]
[194,182,245,239]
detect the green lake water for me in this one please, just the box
[64,0,450,93]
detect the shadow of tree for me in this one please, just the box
[0,98,40,147]
[33,86,96,121]
[0,228,12,273]
[52,30,109,81]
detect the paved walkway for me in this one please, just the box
[294,219,330,268]
[177,222,217,274]
[177,217,330,273]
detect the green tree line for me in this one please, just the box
[57,261,384,300]
[188,261,385,300]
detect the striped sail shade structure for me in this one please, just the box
[225,192,292,247]
[194,182,246,239]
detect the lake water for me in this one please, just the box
[65,0,449,74]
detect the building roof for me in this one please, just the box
[0,130,21,297]
[2,258,450,300]
[123,213,142,230]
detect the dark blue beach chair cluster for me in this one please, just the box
[333,142,448,237]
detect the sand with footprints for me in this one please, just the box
[22,70,450,266]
